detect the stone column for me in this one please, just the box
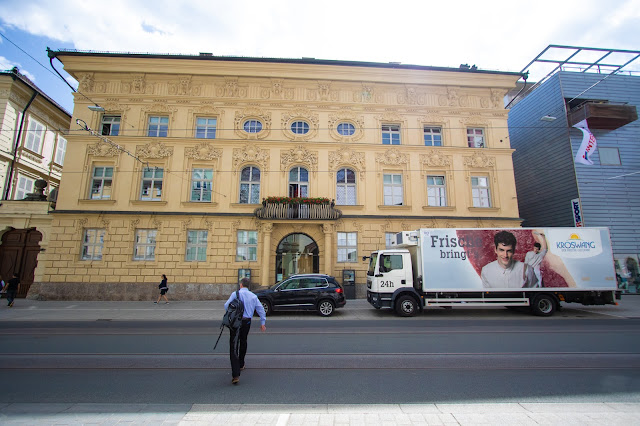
[323,223,333,274]
[261,223,273,287]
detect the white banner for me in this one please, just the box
[573,119,597,165]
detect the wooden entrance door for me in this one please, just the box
[0,228,42,298]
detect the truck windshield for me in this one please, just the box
[367,254,377,276]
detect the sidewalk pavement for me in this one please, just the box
[1,295,639,425]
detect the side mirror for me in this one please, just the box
[362,256,370,261]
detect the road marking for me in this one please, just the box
[276,413,290,426]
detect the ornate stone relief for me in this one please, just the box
[261,79,294,100]
[78,73,95,93]
[181,219,192,231]
[233,144,270,172]
[129,219,140,231]
[307,81,338,102]
[216,77,247,98]
[185,141,222,161]
[151,217,163,231]
[328,146,366,180]
[75,218,88,234]
[322,223,335,234]
[327,110,365,142]
[87,140,123,157]
[463,151,495,169]
[420,151,452,168]
[230,220,241,234]
[203,218,214,232]
[459,115,490,127]
[280,145,318,176]
[169,76,201,96]
[376,111,404,123]
[281,108,319,141]
[376,148,408,167]
[123,74,152,94]
[438,88,460,107]
[234,107,271,140]
[353,84,382,103]
[491,89,503,108]
[136,141,173,159]
[397,87,426,105]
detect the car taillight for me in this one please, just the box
[335,288,343,293]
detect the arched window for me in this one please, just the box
[336,167,356,205]
[288,167,308,198]
[239,166,260,204]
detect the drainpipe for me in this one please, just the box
[4,68,38,201]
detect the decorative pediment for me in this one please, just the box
[233,144,270,171]
[420,151,452,168]
[280,145,318,175]
[185,141,222,161]
[328,110,365,142]
[463,151,495,168]
[328,146,366,180]
[234,107,271,140]
[459,115,490,127]
[136,141,173,159]
[141,102,177,115]
[87,141,123,157]
[282,108,319,141]
[376,148,408,167]
[102,100,130,113]
[376,111,404,123]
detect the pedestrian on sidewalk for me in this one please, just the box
[224,278,266,385]
[2,272,20,307]
[155,274,170,304]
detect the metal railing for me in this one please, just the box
[254,201,342,220]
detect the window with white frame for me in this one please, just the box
[195,117,217,139]
[423,126,442,146]
[101,115,121,136]
[385,232,399,248]
[54,136,67,165]
[148,116,169,137]
[190,168,213,202]
[140,167,164,201]
[236,230,258,261]
[599,147,621,165]
[427,175,447,206]
[15,175,34,200]
[467,128,485,148]
[186,230,208,262]
[25,118,45,153]
[81,229,105,260]
[383,173,403,206]
[288,167,309,198]
[239,166,260,204]
[291,121,310,135]
[336,168,356,205]
[337,122,355,136]
[337,232,357,262]
[382,124,401,145]
[90,166,113,199]
[133,229,157,260]
[471,176,491,207]
[243,120,263,133]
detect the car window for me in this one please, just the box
[279,279,300,290]
[308,278,327,288]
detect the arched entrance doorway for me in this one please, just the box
[275,233,319,282]
[0,228,43,298]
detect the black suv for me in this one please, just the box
[254,274,346,317]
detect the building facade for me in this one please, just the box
[508,60,639,293]
[0,67,71,297]
[30,51,523,300]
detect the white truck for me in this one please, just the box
[365,227,620,316]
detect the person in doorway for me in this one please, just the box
[481,231,537,289]
[224,278,266,385]
[525,231,548,287]
[2,273,20,307]
[155,274,170,304]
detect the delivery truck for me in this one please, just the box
[365,227,620,317]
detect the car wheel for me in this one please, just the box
[317,299,335,317]
[396,295,418,317]
[260,299,272,316]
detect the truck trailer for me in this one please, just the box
[365,228,620,317]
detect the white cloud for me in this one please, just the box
[0,55,37,81]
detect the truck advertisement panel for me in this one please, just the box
[419,228,616,291]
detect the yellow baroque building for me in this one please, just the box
[30,51,523,300]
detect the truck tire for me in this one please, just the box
[531,294,556,317]
[396,295,418,317]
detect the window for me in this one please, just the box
[54,136,67,165]
[291,121,310,135]
[600,147,621,165]
[196,117,217,139]
[190,168,213,202]
[382,124,401,145]
[337,232,357,262]
[101,116,121,136]
[140,167,164,201]
[467,128,485,148]
[186,230,208,262]
[91,166,113,199]
[385,232,398,248]
[424,126,442,146]
[82,229,105,260]
[237,230,258,261]
[134,229,157,260]
[148,116,169,137]
[239,166,260,204]
[15,175,34,200]
[471,176,491,207]
[427,175,447,206]
[243,120,263,133]
[337,122,355,136]
[25,118,45,153]
[336,168,356,205]
[380,254,403,272]
[383,173,403,206]
[289,167,309,198]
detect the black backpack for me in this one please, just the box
[213,290,245,352]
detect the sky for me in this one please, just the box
[1,0,639,113]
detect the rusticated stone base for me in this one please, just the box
[26,282,241,301]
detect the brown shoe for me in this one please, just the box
[232,377,239,385]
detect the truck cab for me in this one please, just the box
[366,249,421,314]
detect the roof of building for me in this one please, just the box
[0,67,72,117]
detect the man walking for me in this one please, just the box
[2,272,20,307]
[224,278,266,385]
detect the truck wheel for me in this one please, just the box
[531,294,556,317]
[396,295,418,317]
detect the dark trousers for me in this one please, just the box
[6,290,16,305]
[229,318,251,378]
